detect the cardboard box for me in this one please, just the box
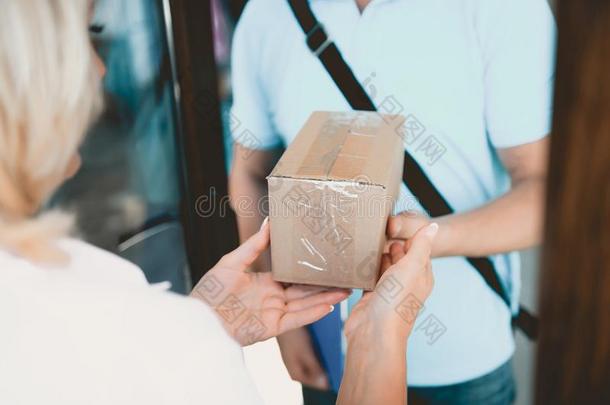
[267,111,405,290]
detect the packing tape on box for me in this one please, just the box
[289,113,384,279]
[296,112,378,180]
[284,180,358,279]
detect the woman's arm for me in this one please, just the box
[338,322,408,404]
[337,223,438,405]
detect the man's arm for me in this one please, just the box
[388,136,549,257]
[229,146,282,266]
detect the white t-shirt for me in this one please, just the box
[231,0,556,386]
[0,239,262,405]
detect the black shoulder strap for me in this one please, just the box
[287,0,537,340]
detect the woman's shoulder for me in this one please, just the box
[56,237,149,286]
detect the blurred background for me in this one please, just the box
[49,1,554,404]
[51,0,189,293]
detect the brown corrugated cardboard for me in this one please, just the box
[267,111,405,290]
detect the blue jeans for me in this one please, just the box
[302,359,515,405]
[408,360,516,405]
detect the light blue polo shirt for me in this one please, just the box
[231,0,556,386]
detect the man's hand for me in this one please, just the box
[191,219,351,346]
[277,327,329,390]
[388,138,549,259]
[386,210,445,257]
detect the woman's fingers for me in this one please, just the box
[279,304,336,334]
[285,285,350,301]
[286,289,351,312]
[218,218,270,271]
[280,289,350,332]
[284,284,331,300]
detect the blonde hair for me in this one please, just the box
[0,0,102,263]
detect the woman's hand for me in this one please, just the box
[345,222,438,343]
[191,219,351,346]
[337,223,438,405]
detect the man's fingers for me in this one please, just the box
[291,352,328,389]
[279,304,335,335]
[395,223,438,270]
[387,211,429,239]
[390,241,406,264]
[380,254,392,275]
[286,290,350,312]
[405,238,413,251]
[219,218,270,271]
[302,354,329,390]
[309,374,329,390]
